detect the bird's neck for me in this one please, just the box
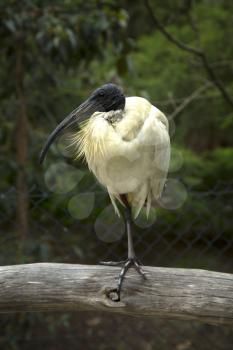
[103,109,124,125]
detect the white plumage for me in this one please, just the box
[74,96,170,218]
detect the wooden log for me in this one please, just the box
[0,263,232,325]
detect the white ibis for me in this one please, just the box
[40,83,170,300]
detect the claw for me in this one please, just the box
[103,257,146,302]
[133,259,146,279]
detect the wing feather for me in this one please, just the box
[150,108,170,201]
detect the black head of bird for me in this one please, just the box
[39,83,125,164]
[90,83,125,112]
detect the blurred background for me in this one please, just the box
[0,0,233,349]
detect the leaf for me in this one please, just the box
[4,19,16,33]
[66,28,77,48]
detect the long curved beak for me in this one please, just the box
[39,98,102,164]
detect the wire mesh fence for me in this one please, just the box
[0,179,232,270]
[0,179,232,350]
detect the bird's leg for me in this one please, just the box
[100,199,146,301]
[114,204,146,300]
[99,206,141,267]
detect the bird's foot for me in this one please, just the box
[102,257,146,302]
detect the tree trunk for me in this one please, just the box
[15,42,29,239]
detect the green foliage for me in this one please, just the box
[203,148,233,186]
[170,146,233,190]
[123,1,233,148]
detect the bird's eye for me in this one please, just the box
[99,90,105,96]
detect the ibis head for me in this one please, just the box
[39,83,125,164]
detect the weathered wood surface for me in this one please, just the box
[0,263,232,325]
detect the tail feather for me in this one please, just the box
[108,191,121,217]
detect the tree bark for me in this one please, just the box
[15,42,29,239]
[0,263,232,325]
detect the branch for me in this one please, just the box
[200,55,233,108]
[0,263,233,325]
[169,81,212,119]
[144,0,233,109]
[144,0,202,56]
